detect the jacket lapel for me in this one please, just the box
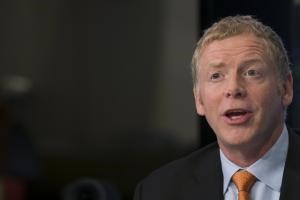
[280,129,300,200]
[193,142,224,200]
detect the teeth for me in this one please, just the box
[226,111,247,118]
[229,115,243,120]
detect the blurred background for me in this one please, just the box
[0,0,299,200]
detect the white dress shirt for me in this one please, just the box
[221,124,289,200]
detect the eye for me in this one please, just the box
[243,69,260,77]
[210,72,223,81]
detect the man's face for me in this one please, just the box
[194,34,293,153]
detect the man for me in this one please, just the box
[134,15,300,200]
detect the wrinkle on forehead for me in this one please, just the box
[204,38,265,57]
[198,35,270,69]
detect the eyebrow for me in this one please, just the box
[207,62,226,69]
[239,59,264,67]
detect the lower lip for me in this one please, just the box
[222,112,253,125]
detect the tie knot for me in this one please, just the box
[232,170,256,192]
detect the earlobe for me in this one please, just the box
[282,73,293,107]
[194,88,205,116]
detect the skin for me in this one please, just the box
[194,34,293,167]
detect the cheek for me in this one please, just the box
[252,87,283,112]
[201,90,222,112]
[195,86,220,116]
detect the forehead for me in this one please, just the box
[198,34,270,67]
[204,34,265,56]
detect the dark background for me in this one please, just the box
[0,1,198,199]
[0,0,299,199]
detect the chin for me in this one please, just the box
[219,133,255,147]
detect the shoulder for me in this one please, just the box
[289,128,300,137]
[281,128,300,168]
[284,127,300,169]
[279,127,300,199]
[134,142,220,200]
[288,128,300,146]
[145,142,219,181]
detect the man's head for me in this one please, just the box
[192,15,293,165]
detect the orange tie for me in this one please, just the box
[231,170,256,200]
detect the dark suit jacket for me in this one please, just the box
[134,129,300,200]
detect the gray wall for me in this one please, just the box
[0,0,198,158]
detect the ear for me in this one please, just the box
[281,72,293,107]
[193,87,205,116]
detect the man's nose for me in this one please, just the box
[224,76,246,98]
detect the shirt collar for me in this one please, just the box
[220,124,289,194]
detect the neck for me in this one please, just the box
[219,125,284,167]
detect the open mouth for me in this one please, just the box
[225,109,248,119]
[223,109,252,124]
